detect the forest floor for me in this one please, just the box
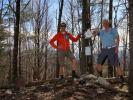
[0,74,129,100]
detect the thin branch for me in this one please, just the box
[0,0,4,17]
[2,4,11,18]
[21,0,31,13]
[8,0,16,14]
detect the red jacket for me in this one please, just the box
[50,31,80,51]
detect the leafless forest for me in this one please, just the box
[0,0,133,100]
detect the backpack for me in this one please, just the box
[64,32,70,40]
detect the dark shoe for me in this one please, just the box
[119,76,125,83]
[58,76,66,83]
[59,75,64,80]
[72,70,79,80]
[116,76,125,84]
[79,79,86,85]
[97,71,103,77]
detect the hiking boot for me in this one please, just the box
[72,70,79,80]
[119,76,125,83]
[59,75,64,80]
[58,75,66,83]
[116,76,125,84]
[97,71,103,77]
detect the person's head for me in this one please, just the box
[102,19,110,29]
[60,22,66,32]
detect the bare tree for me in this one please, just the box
[12,0,20,84]
[122,0,129,75]
[108,0,114,77]
[18,0,31,77]
[30,0,50,80]
[128,0,133,99]
[67,0,76,53]
[56,0,64,78]
[80,0,93,74]
[41,2,51,80]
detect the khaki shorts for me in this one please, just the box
[58,50,75,66]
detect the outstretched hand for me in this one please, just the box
[78,33,83,35]
[77,33,83,37]
[92,28,99,36]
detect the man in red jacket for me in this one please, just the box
[50,22,81,80]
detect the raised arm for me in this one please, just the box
[92,28,100,36]
[69,33,81,42]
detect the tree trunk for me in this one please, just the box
[109,0,113,27]
[80,0,93,74]
[43,5,48,80]
[108,0,114,77]
[12,0,20,84]
[4,0,12,83]
[128,0,133,99]
[98,0,103,54]
[87,0,93,74]
[44,46,48,80]
[33,0,47,80]
[56,0,64,78]
[18,38,22,77]
[123,7,129,75]
[70,0,74,53]
[100,0,104,29]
